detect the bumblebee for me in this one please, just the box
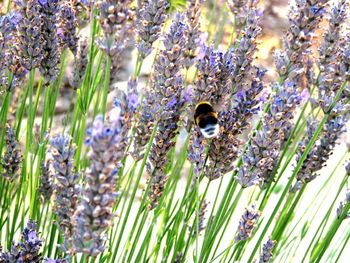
[194,101,219,138]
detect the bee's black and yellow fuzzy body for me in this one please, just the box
[194,101,220,138]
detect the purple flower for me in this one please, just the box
[137,0,169,58]
[71,102,129,255]
[1,125,22,181]
[49,134,81,251]
[38,0,47,6]
[147,12,188,209]
[235,204,261,242]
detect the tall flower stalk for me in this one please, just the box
[147,12,187,210]
[49,134,81,251]
[71,99,128,255]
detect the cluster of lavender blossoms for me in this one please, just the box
[16,0,45,71]
[1,125,22,181]
[0,11,25,90]
[259,237,277,263]
[336,191,350,219]
[147,12,188,210]
[0,220,42,262]
[38,160,54,203]
[227,0,247,35]
[72,37,89,89]
[96,0,133,78]
[235,204,261,242]
[291,109,347,192]
[237,0,329,188]
[183,0,203,69]
[189,200,208,236]
[39,0,61,82]
[136,0,168,59]
[228,0,261,96]
[71,99,129,256]
[187,0,263,181]
[49,134,81,250]
[291,0,350,192]
[57,0,79,55]
[0,220,68,262]
[275,0,329,84]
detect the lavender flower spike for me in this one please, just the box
[137,0,168,59]
[147,12,188,210]
[71,100,128,256]
[276,0,329,84]
[0,220,42,262]
[237,83,301,188]
[38,160,54,203]
[336,190,350,219]
[0,11,25,90]
[39,0,61,82]
[1,125,22,181]
[235,204,261,242]
[49,134,81,250]
[184,0,203,69]
[291,106,348,192]
[16,0,45,70]
[228,0,261,95]
[72,37,89,89]
[58,0,79,55]
[259,237,277,263]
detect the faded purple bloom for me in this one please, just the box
[72,37,89,89]
[336,190,350,219]
[259,237,277,263]
[49,134,81,251]
[227,0,261,96]
[235,204,261,242]
[227,0,247,35]
[300,88,310,104]
[16,0,45,71]
[136,0,168,58]
[189,200,208,236]
[40,0,61,82]
[193,45,222,104]
[184,0,203,69]
[0,220,43,263]
[317,0,348,110]
[43,258,69,263]
[276,0,329,84]
[238,83,301,188]
[126,77,139,114]
[96,0,133,80]
[0,11,25,90]
[1,125,22,181]
[38,160,54,203]
[188,129,206,176]
[147,13,188,209]
[71,101,128,256]
[207,67,266,180]
[58,0,79,54]
[291,106,348,192]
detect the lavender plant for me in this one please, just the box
[1,125,22,181]
[71,99,128,255]
[0,220,42,262]
[183,0,203,69]
[57,0,78,54]
[136,0,168,59]
[39,0,61,82]
[16,0,45,71]
[235,204,261,242]
[49,134,81,250]
[2,0,350,262]
[147,12,187,209]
